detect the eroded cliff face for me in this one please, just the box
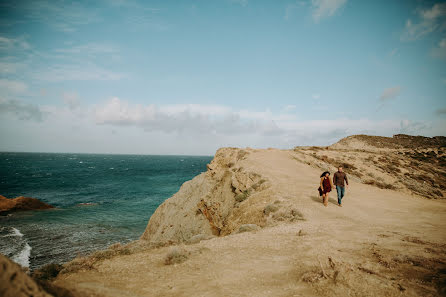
[140,147,270,245]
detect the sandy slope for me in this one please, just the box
[54,149,446,297]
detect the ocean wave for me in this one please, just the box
[11,243,32,268]
[0,227,24,237]
[11,227,24,237]
[77,202,98,206]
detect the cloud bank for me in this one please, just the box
[0,97,443,155]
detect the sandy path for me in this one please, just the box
[54,149,446,297]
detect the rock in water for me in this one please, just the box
[0,254,52,297]
[0,195,54,215]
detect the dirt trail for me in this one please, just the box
[54,149,446,297]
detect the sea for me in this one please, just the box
[0,152,212,271]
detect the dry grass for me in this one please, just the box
[271,208,305,222]
[60,243,132,274]
[235,190,250,202]
[294,140,446,199]
[31,263,63,281]
[263,204,279,215]
[364,179,397,190]
[164,247,189,265]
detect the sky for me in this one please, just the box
[0,0,445,155]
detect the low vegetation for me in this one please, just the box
[164,247,189,265]
[293,134,446,199]
[60,243,132,274]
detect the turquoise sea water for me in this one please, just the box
[0,152,212,270]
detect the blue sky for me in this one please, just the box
[0,0,445,155]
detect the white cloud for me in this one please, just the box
[95,98,259,135]
[284,1,306,20]
[54,43,118,56]
[311,0,347,23]
[0,79,28,94]
[62,92,81,110]
[0,36,30,51]
[379,86,401,101]
[312,94,320,100]
[1,97,442,154]
[0,62,25,74]
[37,64,124,81]
[18,1,99,32]
[93,98,438,148]
[401,2,446,41]
[436,107,446,115]
[399,119,430,135]
[431,38,446,60]
[284,105,297,112]
[0,98,43,121]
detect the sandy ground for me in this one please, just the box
[54,149,446,297]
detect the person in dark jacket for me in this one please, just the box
[333,166,349,207]
[319,171,334,207]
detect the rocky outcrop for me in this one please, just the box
[0,254,52,297]
[0,195,54,215]
[140,147,270,245]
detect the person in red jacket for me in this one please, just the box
[333,166,349,207]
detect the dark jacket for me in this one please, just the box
[333,171,348,187]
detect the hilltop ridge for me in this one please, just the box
[294,134,446,199]
[330,134,446,151]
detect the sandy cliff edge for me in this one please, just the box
[52,135,446,297]
[140,147,273,245]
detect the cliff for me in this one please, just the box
[52,140,446,297]
[140,147,275,245]
[0,254,52,297]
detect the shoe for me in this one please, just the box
[338,204,342,207]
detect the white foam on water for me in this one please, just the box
[11,243,32,268]
[11,227,24,237]
[1,227,24,237]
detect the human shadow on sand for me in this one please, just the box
[310,195,338,206]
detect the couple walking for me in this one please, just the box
[318,166,348,207]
